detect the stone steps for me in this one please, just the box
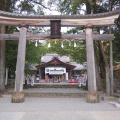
[26,84,79,88]
[8,84,87,98]
[24,92,86,98]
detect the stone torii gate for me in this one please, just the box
[0,10,119,103]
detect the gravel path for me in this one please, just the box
[0,95,120,120]
[8,88,87,93]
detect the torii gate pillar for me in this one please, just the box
[85,25,99,103]
[11,25,28,103]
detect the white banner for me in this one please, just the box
[45,67,66,75]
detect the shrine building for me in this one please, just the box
[35,54,86,83]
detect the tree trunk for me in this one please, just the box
[0,26,6,93]
[94,47,104,91]
[109,0,114,96]
[106,67,110,96]
[0,0,13,95]
[98,42,106,78]
[86,0,92,14]
[99,41,109,70]
[99,41,111,95]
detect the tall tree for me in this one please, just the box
[5,0,49,75]
[0,0,18,93]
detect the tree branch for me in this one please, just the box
[30,0,51,11]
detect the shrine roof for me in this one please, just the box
[70,62,84,70]
[41,54,70,63]
[36,57,75,69]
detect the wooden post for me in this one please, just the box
[85,24,99,103]
[69,69,72,80]
[11,24,28,103]
[106,67,110,96]
[0,25,5,93]
[110,38,114,96]
[109,0,114,97]
[39,68,41,81]
[5,68,8,85]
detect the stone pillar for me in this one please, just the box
[11,24,28,103]
[85,25,99,103]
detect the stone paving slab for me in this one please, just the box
[0,111,120,120]
[7,88,88,94]
[23,88,88,93]
[0,95,120,120]
[0,95,120,111]
[6,88,88,98]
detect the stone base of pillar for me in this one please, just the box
[86,93,99,103]
[11,92,24,103]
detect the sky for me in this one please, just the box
[44,0,60,15]
[15,0,86,33]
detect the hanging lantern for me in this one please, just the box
[35,40,38,47]
[48,42,51,48]
[61,41,64,48]
[74,41,76,47]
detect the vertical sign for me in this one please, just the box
[50,20,61,39]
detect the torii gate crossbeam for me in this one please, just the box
[0,33,114,40]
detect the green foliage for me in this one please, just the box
[5,40,18,71]
[26,41,47,64]
[19,0,34,13]
[113,16,120,65]
[6,40,48,72]
[4,0,48,73]
[47,40,86,63]
[60,0,85,15]
[0,0,18,12]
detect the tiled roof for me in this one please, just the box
[40,54,85,70]
[37,57,75,69]
[70,62,84,70]
[60,56,70,63]
[41,54,60,63]
[41,54,70,63]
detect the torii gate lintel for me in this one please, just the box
[0,33,114,41]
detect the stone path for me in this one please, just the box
[7,88,88,98]
[8,88,87,93]
[0,94,120,120]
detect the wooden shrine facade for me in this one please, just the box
[0,10,120,103]
[35,57,76,82]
